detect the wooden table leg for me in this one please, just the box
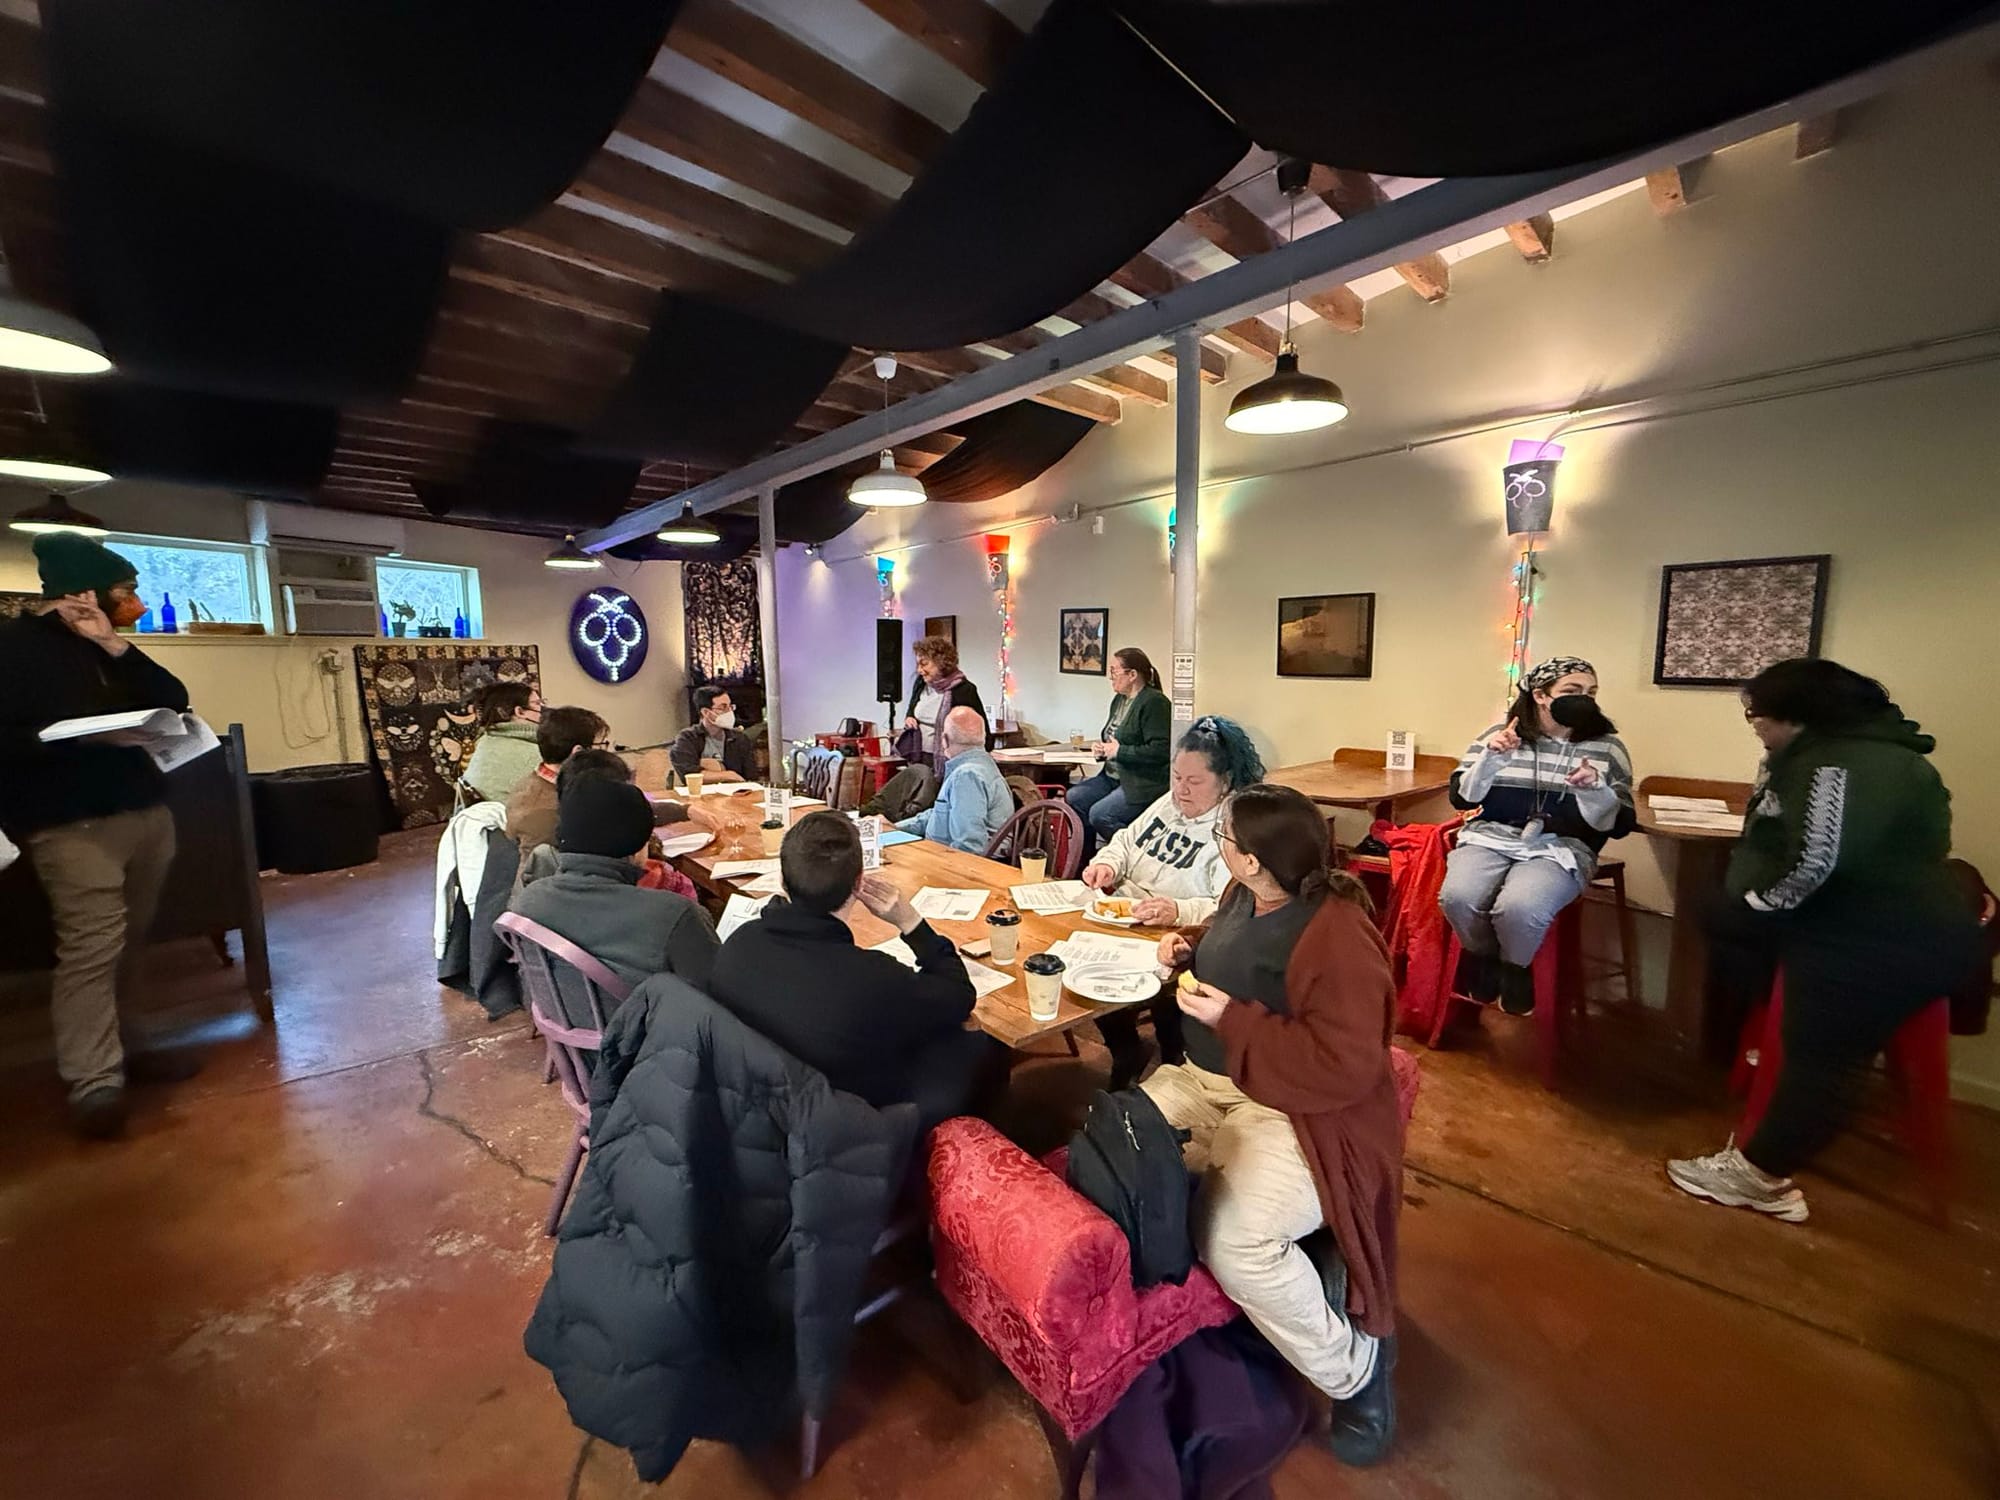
[1663,841,1729,1060]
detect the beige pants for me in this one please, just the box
[24,804,176,1100]
[1142,1061,1377,1399]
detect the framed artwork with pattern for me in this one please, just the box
[1653,555,1830,687]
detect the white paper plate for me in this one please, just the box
[656,830,716,859]
[1063,962,1164,1005]
[1082,901,1142,927]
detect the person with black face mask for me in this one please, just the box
[1438,656,1636,1014]
[0,532,197,1140]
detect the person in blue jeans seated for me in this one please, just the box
[1067,646,1173,854]
[1438,655,1635,1015]
[708,810,1009,1131]
[895,707,1011,854]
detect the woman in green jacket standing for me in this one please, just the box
[1667,659,1982,1224]
[1067,646,1172,853]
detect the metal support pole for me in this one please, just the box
[754,485,784,779]
[1169,325,1200,746]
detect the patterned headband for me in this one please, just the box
[1524,655,1595,692]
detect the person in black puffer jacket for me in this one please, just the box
[523,972,918,1482]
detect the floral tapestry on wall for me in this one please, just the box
[682,559,761,685]
[1653,556,1830,687]
[353,642,540,827]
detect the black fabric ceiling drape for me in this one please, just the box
[588,296,849,470]
[754,0,1246,350]
[1114,0,1993,177]
[916,403,1094,504]
[608,514,760,564]
[72,384,338,497]
[415,424,640,532]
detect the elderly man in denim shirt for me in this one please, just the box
[896,707,1011,854]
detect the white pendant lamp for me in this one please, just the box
[7,491,109,535]
[543,533,602,570]
[655,501,721,544]
[0,454,113,486]
[849,355,927,508]
[0,264,112,375]
[1223,160,1349,437]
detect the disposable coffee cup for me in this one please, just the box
[760,819,784,855]
[986,908,1022,964]
[1024,952,1065,1020]
[685,771,704,796]
[1018,848,1047,885]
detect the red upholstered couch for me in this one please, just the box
[927,1047,1422,1443]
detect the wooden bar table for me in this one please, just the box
[1634,775,1754,1062]
[649,784,1165,1051]
[1266,748,1458,821]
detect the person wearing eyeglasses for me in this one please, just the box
[462,681,545,802]
[1667,658,1982,1224]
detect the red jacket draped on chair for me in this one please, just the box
[1211,896,1406,1339]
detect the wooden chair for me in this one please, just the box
[791,744,864,810]
[1584,857,1641,1007]
[985,799,1086,879]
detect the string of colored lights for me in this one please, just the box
[1506,543,1540,702]
[985,535,1014,721]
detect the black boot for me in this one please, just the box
[1453,949,1499,1003]
[68,1086,129,1141]
[1498,961,1536,1016]
[1327,1335,1397,1467]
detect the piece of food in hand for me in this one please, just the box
[1178,969,1200,996]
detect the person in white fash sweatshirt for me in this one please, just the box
[1082,715,1266,1086]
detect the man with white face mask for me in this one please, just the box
[669,684,756,784]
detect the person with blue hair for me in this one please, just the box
[1082,714,1266,1087]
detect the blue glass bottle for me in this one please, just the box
[452,607,467,639]
[379,607,388,637]
[158,593,178,634]
[136,607,154,633]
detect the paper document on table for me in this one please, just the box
[41,709,220,772]
[1011,880,1090,914]
[717,893,773,942]
[739,873,785,896]
[1648,795,1744,832]
[655,829,716,860]
[910,887,989,923]
[1037,750,1101,766]
[712,858,781,879]
[1648,795,1731,814]
[696,782,771,798]
[1047,931,1162,969]
[878,828,921,847]
[871,938,1014,998]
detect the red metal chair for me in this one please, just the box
[1430,900,1586,1089]
[494,912,631,1235]
[1733,976,1956,1216]
[929,1049,1422,1498]
[984,797,1086,879]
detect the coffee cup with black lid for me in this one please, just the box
[1023,951,1065,1020]
[985,907,1021,963]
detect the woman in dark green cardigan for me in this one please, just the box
[1067,646,1172,851]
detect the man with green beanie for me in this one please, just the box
[0,531,198,1139]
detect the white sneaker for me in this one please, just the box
[1666,1145,1810,1222]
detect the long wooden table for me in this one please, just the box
[1266,748,1458,820]
[652,785,1165,1049]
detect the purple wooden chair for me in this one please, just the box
[984,798,1086,879]
[494,912,632,1236]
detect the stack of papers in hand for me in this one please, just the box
[1647,795,1745,832]
[871,937,1014,998]
[39,709,220,773]
[910,887,989,923]
[1011,880,1090,914]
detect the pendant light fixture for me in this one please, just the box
[542,533,601,570]
[848,355,927,508]
[655,464,720,544]
[0,255,111,375]
[7,491,109,536]
[1224,160,1349,436]
[0,454,112,486]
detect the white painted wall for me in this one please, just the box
[776,61,2000,1100]
[1,483,689,771]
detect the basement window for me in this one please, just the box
[376,559,482,637]
[108,535,265,627]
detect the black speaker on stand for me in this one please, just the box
[875,618,904,725]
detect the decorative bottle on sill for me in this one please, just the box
[136,607,154,633]
[379,607,388,637]
[158,593,178,634]
[452,608,467,639]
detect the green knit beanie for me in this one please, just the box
[34,531,138,598]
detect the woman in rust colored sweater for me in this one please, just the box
[1150,782,1406,1467]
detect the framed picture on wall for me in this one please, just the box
[923,614,956,647]
[1059,607,1108,675]
[1654,555,1830,687]
[1276,592,1375,679]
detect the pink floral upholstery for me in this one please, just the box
[928,1047,1423,1441]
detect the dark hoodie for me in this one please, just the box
[1727,709,1959,922]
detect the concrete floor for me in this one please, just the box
[1,828,1995,1499]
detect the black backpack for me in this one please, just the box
[1065,1087,1195,1287]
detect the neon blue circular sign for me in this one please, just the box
[568,587,649,684]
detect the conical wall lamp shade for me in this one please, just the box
[8,492,110,535]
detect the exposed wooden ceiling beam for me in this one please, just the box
[1110,254,1279,358]
[896,345,1123,422]
[617,78,894,233]
[499,203,773,299]
[1504,214,1556,261]
[572,149,841,275]
[1644,165,1688,214]
[1795,111,1842,159]
[454,236,661,325]
[1310,167,1450,301]
[663,0,948,177]
[853,0,1023,90]
[980,324,1169,405]
[1033,382,1120,424]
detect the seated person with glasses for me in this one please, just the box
[670,684,756,785]
[708,810,1009,1131]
